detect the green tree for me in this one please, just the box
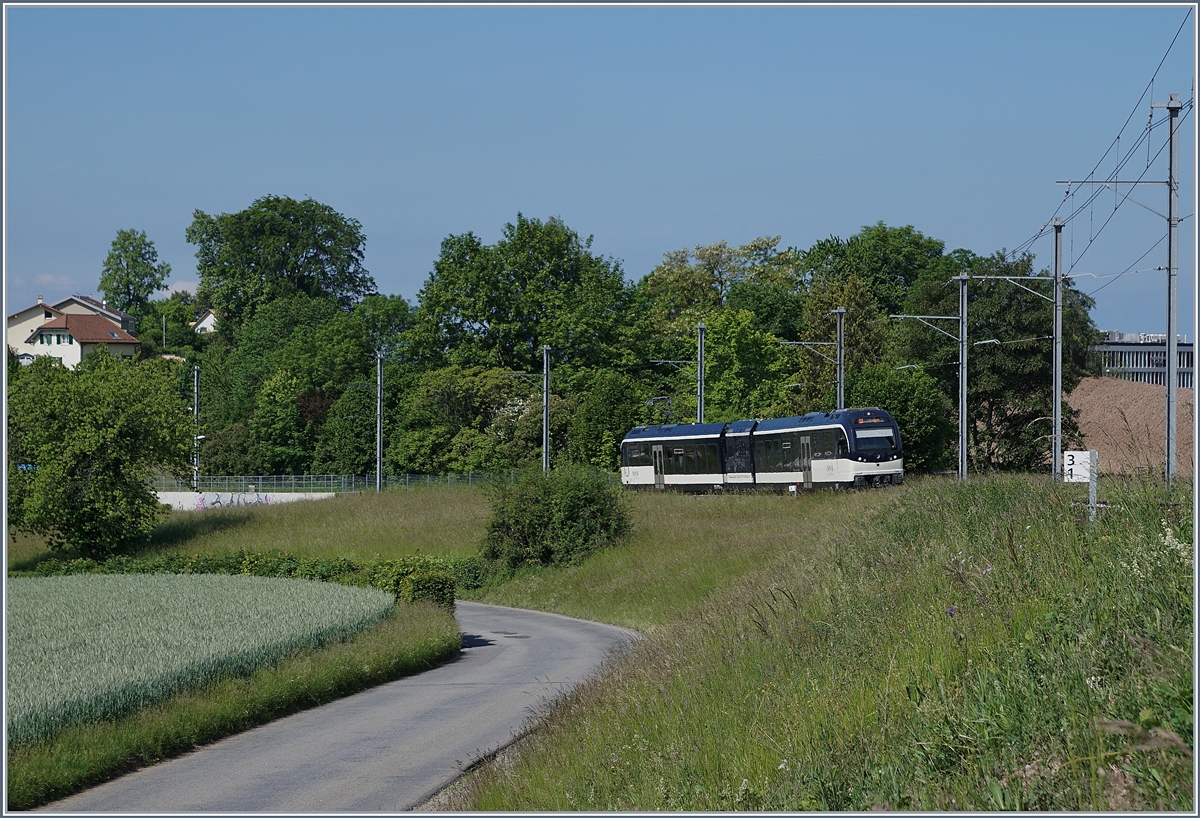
[702,308,789,421]
[99,229,172,318]
[187,195,376,336]
[412,215,629,373]
[312,385,378,475]
[386,365,521,475]
[901,250,1098,472]
[7,353,191,557]
[250,370,313,474]
[565,370,649,470]
[843,362,955,473]
[800,222,945,315]
[787,275,889,415]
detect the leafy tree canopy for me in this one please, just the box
[7,353,191,557]
[412,214,628,373]
[99,229,172,319]
[188,195,376,336]
[800,222,945,315]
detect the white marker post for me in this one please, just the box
[1064,449,1099,522]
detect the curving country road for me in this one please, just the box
[40,601,635,813]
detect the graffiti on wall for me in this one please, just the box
[195,493,273,510]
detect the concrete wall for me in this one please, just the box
[158,491,336,511]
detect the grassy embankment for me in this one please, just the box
[441,475,1194,811]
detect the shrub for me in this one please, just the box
[482,467,630,570]
[399,570,456,608]
[239,550,301,578]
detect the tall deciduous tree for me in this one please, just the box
[800,222,945,315]
[412,215,628,373]
[7,353,191,557]
[187,195,376,335]
[99,229,172,318]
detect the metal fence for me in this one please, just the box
[152,472,619,494]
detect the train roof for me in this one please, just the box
[622,422,727,441]
[621,409,896,443]
[755,408,896,433]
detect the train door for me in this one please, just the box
[800,435,812,489]
[652,445,665,490]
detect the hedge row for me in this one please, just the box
[11,551,488,609]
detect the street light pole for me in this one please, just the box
[376,352,383,493]
[542,345,550,473]
[193,365,200,491]
[1164,93,1182,486]
[697,323,705,423]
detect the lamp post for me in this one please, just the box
[376,352,383,493]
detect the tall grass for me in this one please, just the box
[7,488,489,571]
[438,476,1193,811]
[473,489,894,630]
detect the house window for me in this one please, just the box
[67,335,74,345]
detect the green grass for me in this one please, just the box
[437,476,1194,811]
[6,574,395,746]
[471,488,894,631]
[6,600,460,811]
[7,487,489,572]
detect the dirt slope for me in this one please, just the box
[1068,377,1194,477]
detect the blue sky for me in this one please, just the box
[4,3,1196,339]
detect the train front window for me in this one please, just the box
[854,428,897,451]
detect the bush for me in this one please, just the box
[399,571,456,608]
[482,468,630,570]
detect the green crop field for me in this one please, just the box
[6,574,395,746]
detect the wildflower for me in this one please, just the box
[947,606,958,617]
[777,759,789,771]
[1005,611,1013,620]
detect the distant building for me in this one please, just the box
[1092,330,1193,389]
[191,308,217,334]
[7,297,64,366]
[51,294,137,335]
[24,314,139,368]
[7,294,140,369]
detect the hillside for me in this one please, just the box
[1070,376,1194,477]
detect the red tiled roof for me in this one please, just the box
[26,314,139,345]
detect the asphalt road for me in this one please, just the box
[40,601,635,813]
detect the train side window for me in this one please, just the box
[707,443,719,473]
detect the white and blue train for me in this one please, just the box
[620,407,903,491]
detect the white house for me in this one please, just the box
[23,314,139,368]
[7,297,64,366]
[191,308,217,334]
